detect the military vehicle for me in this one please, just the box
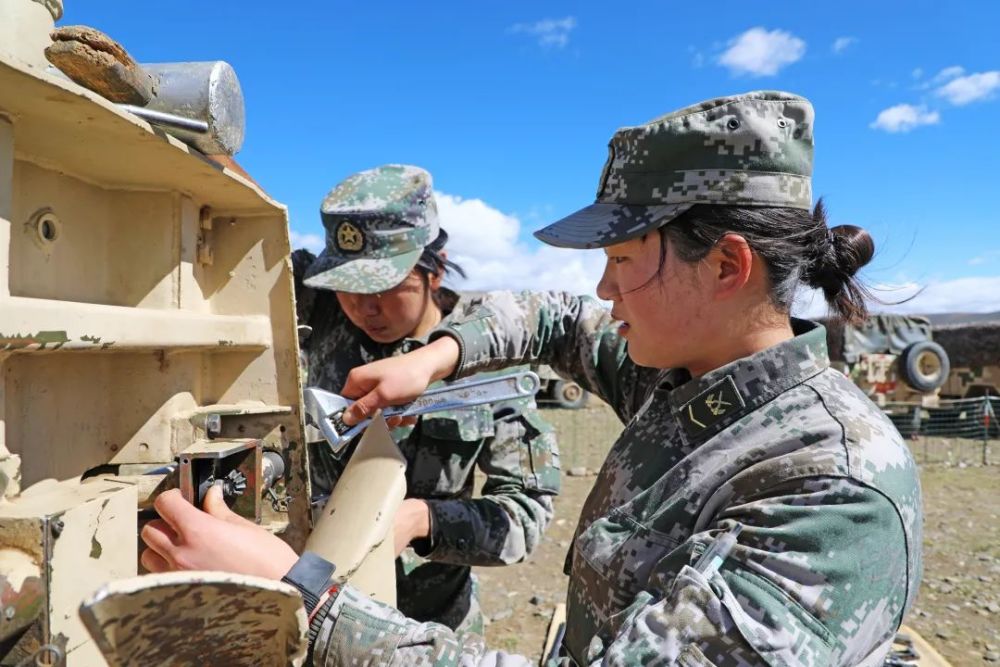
[933,319,1000,399]
[824,314,951,406]
[0,3,404,664]
[535,365,589,409]
[826,313,999,439]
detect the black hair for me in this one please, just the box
[415,229,466,309]
[659,199,875,323]
[416,228,466,280]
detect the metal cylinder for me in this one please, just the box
[261,451,285,491]
[0,0,61,69]
[142,61,246,156]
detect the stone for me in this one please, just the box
[492,608,513,622]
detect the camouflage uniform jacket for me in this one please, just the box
[312,291,922,667]
[296,271,561,630]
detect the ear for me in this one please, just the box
[427,251,446,291]
[707,233,752,300]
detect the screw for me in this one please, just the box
[4,606,15,620]
[50,518,64,538]
[206,414,222,438]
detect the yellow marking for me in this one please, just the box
[336,222,364,252]
[687,404,706,429]
[705,392,732,416]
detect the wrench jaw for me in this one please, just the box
[304,387,362,456]
[321,411,370,456]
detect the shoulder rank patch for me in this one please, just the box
[335,221,365,253]
[678,375,746,439]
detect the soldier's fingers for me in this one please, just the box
[342,393,376,426]
[202,484,252,525]
[340,365,380,401]
[140,547,172,573]
[140,521,180,566]
[386,415,417,428]
[152,488,209,535]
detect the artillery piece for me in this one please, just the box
[0,2,402,663]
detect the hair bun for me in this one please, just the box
[805,224,874,289]
[829,224,875,276]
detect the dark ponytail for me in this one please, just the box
[801,201,875,323]
[661,199,876,324]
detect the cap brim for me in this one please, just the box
[302,247,422,294]
[533,202,694,249]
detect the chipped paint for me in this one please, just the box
[0,330,69,351]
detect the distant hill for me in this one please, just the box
[924,311,1000,327]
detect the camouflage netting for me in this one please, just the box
[933,322,1000,367]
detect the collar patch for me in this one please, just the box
[678,375,745,438]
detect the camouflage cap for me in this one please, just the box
[303,164,439,294]
[535,91,814,249]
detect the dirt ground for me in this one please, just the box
[475,401,1000,665]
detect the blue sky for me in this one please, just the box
[66,1,999,313]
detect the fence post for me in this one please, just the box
[984,397,995,466]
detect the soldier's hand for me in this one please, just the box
[140,486,298,580]
[393,498,432,557]
[341,336,461,426]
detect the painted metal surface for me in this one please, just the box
[80,572,307,666]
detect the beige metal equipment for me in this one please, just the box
[0,1,320,663]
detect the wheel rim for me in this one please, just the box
[561,384,583,403]
[916,350,942,382]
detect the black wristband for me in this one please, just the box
[280,551,336,614]
[308,590,338,651]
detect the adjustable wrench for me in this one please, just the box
[304,370,541,455]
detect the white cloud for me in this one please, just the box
[718,27,806,76]
[508,17,577,49]
[832,36,856,54]
[794,276,1000,319]
[869,104,940,133]
[435,192,606,297]
[290,230,324,253]
[930,65,965,85]
[936,70,1000,105]
[968,250,1000,266]
[911,68,924,80]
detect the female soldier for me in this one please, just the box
[142,92,921,667]
[291,164,561,635]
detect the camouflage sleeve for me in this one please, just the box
[437,290,659,422]
[591,478,909,666]
[419,407,560,566]
[312,481,906,666]
[312,584,535,667]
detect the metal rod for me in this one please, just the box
[118,104,209,134]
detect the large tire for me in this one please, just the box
[552,380,588,409]
[900,341,950,393]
